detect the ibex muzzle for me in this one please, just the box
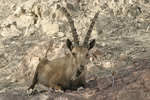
[28,5,99,92]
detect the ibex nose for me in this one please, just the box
[80,65,85,68]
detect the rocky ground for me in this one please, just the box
[0,0,150,100]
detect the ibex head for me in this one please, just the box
[62,7,100,72]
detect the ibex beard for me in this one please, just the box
[28,5,99,92]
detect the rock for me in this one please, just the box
[59,42,67,50]
[57,32,65,37]
[33,5,41,18]
[77,87,84,91]
[92,47,104,57]
[6,75,12,80]
[13,6,24,17]
[62,2,76,11]
[17,15,35,28]
[24,26,36,37]
[1,25,22,38]
[146,26,150,32]
[51,4,66,21]
[97,76,112,91]
[102,61,115,68]
[120,53,129,61]
[144,82,150,90]
[28,57,39,70]
[21,0,36,13]
[96,95,107,100]
[117,90,146,100]
[31,94,49,100]
[88,66,100,74]
[114,61,126,68]
[87,75,97,82]
[0,97,5,100]
[141,48,146,52]
[41,19,59,36]
[122,4,141,18]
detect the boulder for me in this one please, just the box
[41,19,59,36]
[1,25,22,38]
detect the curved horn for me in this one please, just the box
[62,7,79,45]
[83,11,100,46]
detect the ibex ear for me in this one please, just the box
[66,39,73,51]
[87,39,96,50]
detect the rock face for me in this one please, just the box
[0,0,150,100]
[41,20,59,36]
[1,25,22,38]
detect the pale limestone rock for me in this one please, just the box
[33,5,41,18]
[31,94,49,100]
[146,26,150,32]
[120,53,129,61]
[114,61,126,68]
[28,57,39,70]
[117,90,146,100]
[103,61,115,68]
[21,0,37,13]
[57,32,65,37]
[144,82,150,90]
[1,25,22,38]
[17,15,35,28]
[24,26,36,37]
[92,47,104,57]
[51,4,66,21]
[13,6,24,17]
[41,19,59,36]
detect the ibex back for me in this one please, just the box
[28,5,100,92]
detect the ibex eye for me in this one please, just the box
[86,54,89,57]
[72,53,76,57]
[86,54,89,58]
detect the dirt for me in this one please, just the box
[0,0,150,100]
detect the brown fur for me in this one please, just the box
[28,45,91,91]
[28,6,99,92]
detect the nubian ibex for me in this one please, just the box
[28,6,99,92]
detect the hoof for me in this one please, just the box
[37,89,46,93]
[27,89,37,95]
[55,89,64,93]
[77,87,84,91]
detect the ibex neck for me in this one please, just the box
[66,54,77,74]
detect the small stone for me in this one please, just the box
[77,87,84,91]
[13,6,24,17]
[97,76,112,91]
[144,82,150,90]
[114,61,126,68]
[103,61,114,68]
[101,43,106,47]
[57,32,64,37]
[41,20,59,36]
[117,90,130,100]
[88,66,100,74]
[146,26,150,32]
[117,90,145,100]
[141,48,146,52]
[24,26,36,37]
[59,42,67,50]
[6,75,12,80]
[1,25,22,38]
[92,47,104,57]
[120,53,129,61]
[87,75,97,82]
[11,78,17,82]
[15,15,35,29]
